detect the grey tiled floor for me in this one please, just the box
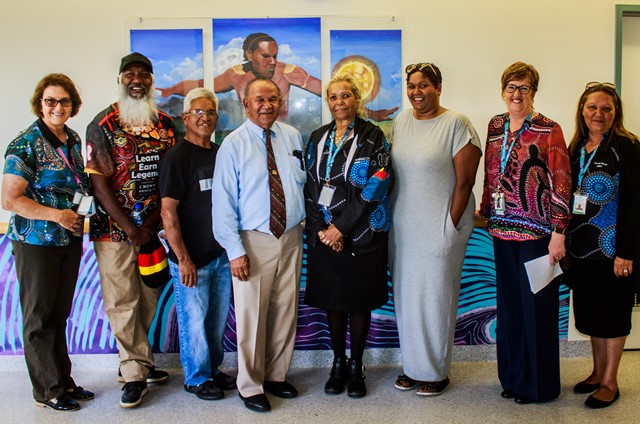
[1,351,639,423]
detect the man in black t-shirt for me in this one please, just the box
[159,88,236,401]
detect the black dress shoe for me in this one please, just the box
[213,371,237,391]
[36,393,80,411]
[501,389,514,399]
[184,381,224,401]
[573,381,600,394]
[66,386,95,401]
[239,393,271,412]
[325,356,348,395]
[514,395,532,405]
[264,380,298,398]
[585,389,620,409]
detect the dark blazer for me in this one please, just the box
[304,117,392,254]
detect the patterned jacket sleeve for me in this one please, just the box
[547,124,572,229]
[333,122,392,235]
[304,135,327,242]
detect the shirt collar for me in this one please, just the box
[245,118,275,140]
[36,118,76,150]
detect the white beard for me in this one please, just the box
[118,83,158,127]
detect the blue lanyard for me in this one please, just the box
[500,112,532,174]
[576,135,605,189]
[324,121,354,183]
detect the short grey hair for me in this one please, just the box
[183,88,218,113]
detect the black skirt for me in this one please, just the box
[571,259,636,338]
[304,241,388,313]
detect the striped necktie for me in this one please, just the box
[265,129,286,238]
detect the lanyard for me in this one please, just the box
[576,135,606,189]
[56,146,82,187]
[500,111,532,175]
[324,121,354,183]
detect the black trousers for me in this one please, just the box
[12,240,82,402]
[494,236,560,402]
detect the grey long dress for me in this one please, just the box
[390,109,481,381]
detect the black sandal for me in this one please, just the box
[394,374,421,391]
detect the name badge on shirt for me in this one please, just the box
[199,178,213,192]
[318,185,336,207]
[572,192,588,215]
[493,191,505,216]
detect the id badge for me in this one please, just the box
[72,191,84,205]
[493,191,505,216]
[318,185,336,207]
[572,192,588,215]
[77,195,96,217]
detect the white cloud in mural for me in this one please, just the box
[214,37,244,75]
[156,54,204,86]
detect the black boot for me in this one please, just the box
[324,356,348,394]
[347,358,366,398]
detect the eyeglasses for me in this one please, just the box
[42,97,73,107]
[405,62,436,75]
[186,109,217,118]
[504,84,532,94]
[585,81,616,90]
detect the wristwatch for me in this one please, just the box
[552,226,567,235]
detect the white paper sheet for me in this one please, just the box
[524,254,563,294]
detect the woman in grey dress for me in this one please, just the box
[390,63,482,395]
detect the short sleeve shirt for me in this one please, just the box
[159,139,225,267]
[85,103,176,241]
[3,120,89,246]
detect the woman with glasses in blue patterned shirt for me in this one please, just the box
[2,73,93,412]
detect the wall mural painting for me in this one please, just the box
[329,29,402,139]
[211,17,322,144]
[131,28,205,139]
[0,230,571,355]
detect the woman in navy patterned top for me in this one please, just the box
[2,74,93,411]
[304,75,392,398]
[566,82,640,409]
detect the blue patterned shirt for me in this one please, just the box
[3,120,89,246]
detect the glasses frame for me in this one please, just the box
[504,84,532,94]
[585,81,616,91]
[405,62,436,76]
[42,97,73,108]
[186,109,218,118]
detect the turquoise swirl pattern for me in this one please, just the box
[0,229,570,354]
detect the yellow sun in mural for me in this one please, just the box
[332,55,381,104]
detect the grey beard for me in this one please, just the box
[118,84,158,127]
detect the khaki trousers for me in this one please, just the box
[94,241,157,382]
[234,226,303,397]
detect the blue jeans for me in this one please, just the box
[170,253,232,386]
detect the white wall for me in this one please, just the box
[0,0,626,221]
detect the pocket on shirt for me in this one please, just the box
[289,154,306,185]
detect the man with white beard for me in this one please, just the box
[85,52,176,408]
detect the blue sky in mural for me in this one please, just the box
[330,29,402,112]
[130,29,203,88]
